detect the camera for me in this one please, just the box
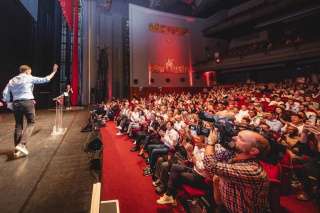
[188,125,197,131]
[189,124,210,137]
[197,111,286,165]
[197,127,210,137]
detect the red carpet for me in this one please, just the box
[280,195,319,213]
[101,122,185,213]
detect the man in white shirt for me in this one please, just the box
[298,105,317,118]
[285,99,300,113]
[142,104,151,120]
[116,105,130,129]
[268,96,284,106]
[238,105,249,119]
[173,115,186,132]
[248,110,261,127]
[116,107,139,135]
[281,114,304,135]
[303,96,319,110]
[144,121,179,176]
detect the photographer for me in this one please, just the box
[203,130,270,213]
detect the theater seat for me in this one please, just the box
[269,130,281,140]
[180,160,214,211]
[280,150,293,195]
[182,184,206,197]
[181,178,214,211]
[259,161,282,213]
[131,124,144,139]
[265,105,277,112]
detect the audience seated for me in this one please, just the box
[139,116,166,159]
[261,112,283,133]
[280,114,304,135]
[156,135,210,206]
[130,112,159,152]
[153,126,194,194]
[98,76,320,211]
[143,121,179,176]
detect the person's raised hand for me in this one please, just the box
[305,123,320,137]
[185,143,193,153]
[208,129,218,145]
[53,64,58,72]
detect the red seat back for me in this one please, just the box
[269,130,281,140]
[280,150,292,167]
[259,161,281,180]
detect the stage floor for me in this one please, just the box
[0,107,94,213]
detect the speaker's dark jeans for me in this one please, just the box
[13,100,35,146]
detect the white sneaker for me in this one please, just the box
[156,194,177,206]
[15,144,28,155]
[13,150,21,157]
[116,126,122,130]
[133,141,136,144]
[152,180,160,187]
[116,132,123,136]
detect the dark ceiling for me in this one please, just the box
[123,0,251,18]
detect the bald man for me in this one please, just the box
[203,130,271,213]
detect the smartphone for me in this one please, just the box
[309,115,317,125]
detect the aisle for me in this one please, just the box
[101,121,185,213]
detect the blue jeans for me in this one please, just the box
[147,144,169,170]
[13,100,35,146]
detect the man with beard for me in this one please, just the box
[203,130,271,213]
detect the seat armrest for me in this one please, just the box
[204,178,213,185]
[269,178,282,213]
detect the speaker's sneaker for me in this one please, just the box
[13,150,21,157]
[15,144,28,155]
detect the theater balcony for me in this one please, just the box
[193,38,320,73]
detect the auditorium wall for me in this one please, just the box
[0,0,61,108]
[129,4,213,90]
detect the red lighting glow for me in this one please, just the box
[206,72,210,86]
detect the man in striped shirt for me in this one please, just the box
[203,130,271,213]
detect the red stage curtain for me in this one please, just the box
[71,0,79,105]
[58,0,73,31]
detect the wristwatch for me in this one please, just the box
[207,141,215,146]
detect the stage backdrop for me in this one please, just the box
[129,4,211,88]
